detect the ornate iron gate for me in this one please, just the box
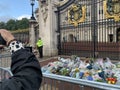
[56,0,120,60]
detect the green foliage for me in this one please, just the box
[0,18,29,31]
[16,18,29,29]
[0,22,6,29]
[6,19,17,30]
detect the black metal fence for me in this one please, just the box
[57,0,120,60]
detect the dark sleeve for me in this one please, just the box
[0,49,42,90]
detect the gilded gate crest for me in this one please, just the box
[104,0,120,21]
[68,4,86,26]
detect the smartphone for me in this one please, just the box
[0,34,6,45]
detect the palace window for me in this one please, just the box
[108,34,113,42]
[117,28,120,42]
[99,9,103,14]
[68,34,74,42]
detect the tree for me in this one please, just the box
[6,19,17,30]
[17,18,29,29]
[0,18,29,30]
[0,22,6,29]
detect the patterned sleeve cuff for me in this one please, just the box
[9,40,24,54]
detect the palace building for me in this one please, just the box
[32,0,120,59]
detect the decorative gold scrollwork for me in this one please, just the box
[104,0,120,21]
[68,4,86,27]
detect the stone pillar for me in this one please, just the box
[29,19,37,47]
[38,0,58,56]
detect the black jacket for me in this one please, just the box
[0,49,42,90]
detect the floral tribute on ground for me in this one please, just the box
[42,55,120,85]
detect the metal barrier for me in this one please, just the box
[39,57,120,90]
[0,69,120,90]
[0,67,13,81]
[0,53,12,81]
[1,54,120,90]
[0,54,11,68]
[40,73,120,90]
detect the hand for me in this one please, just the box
[0,29,15,45]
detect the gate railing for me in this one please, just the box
[61,42,120,60]
[58,0,120,60]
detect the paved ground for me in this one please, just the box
[0,48,119,68]
[37,56,53,61]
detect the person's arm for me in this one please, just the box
[0,29,42,90]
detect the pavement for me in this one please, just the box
[35,52,56,62]
[37,56,52,61]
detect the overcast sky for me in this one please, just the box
[0,0,38,22]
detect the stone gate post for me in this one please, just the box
[37,0,58,56]
[29,19,37,47]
